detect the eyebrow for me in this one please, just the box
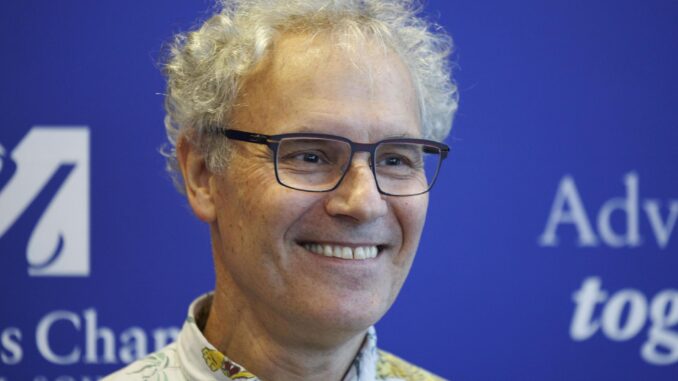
[387,132,418,139]
[292,125,420,140]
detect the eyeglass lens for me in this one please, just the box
[275,137,442,195]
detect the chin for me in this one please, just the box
[296,292,393,336]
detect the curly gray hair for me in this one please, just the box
[161,0,458,192]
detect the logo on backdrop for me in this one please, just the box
[0,127,90,277]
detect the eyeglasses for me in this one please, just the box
[212,128,450,197]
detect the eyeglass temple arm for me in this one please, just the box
[424,145,449,159]
[221,129,271,144]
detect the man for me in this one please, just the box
[106,0,457,380]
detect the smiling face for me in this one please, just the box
[204,32,428,340]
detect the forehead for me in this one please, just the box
[233,31,421,141]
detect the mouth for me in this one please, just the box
[299,242,383,260]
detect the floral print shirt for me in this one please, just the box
[103,293,445,381]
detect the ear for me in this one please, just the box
[177,134,216,222]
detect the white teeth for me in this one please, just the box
[333,246,343,258]
[303,243,379,260]
[341,247,352,259]
[354,247,366,260]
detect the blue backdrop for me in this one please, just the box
[1,1,677,380]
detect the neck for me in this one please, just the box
[203,279,368,381]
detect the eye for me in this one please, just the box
[378,153,416,168]
[382,156,404,166]
[284,150,330,165]
[300,152,320,163]
[376,143,424,170]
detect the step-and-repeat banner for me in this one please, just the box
[1,1,676,380]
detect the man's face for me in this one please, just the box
[208,33,428,336]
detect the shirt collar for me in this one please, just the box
[176,292,379,381]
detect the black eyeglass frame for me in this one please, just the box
[211,128,450,197]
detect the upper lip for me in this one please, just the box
[297,240,386,250]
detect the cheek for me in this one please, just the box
[221,173,318,250]
[210,165,275,254]
[398,196,429,247]
[386,196,427,277]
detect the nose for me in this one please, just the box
[324,153,388,222]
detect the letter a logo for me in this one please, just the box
[0,127,90,277]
